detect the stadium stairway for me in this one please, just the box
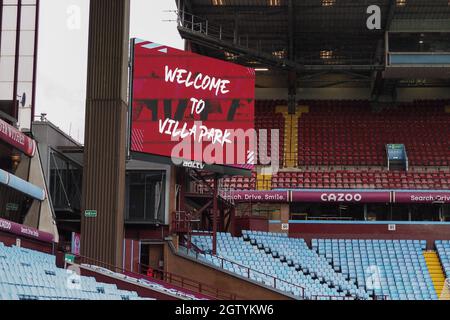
[256,173,272,190]
[424,251,446,297]
[276,105,309,168]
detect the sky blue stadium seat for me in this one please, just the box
[0,242,144,301]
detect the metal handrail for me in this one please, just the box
[182,245,306,299]
[62,250,236,300]
[138,262,239,300]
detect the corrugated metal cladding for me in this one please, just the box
[81,0,130,268]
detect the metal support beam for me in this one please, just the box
[288,0,294,61]
[12,0,22,120]
[178,26,384,72]
[212,175,218,255]
[233,13,239,45]
[371,0,396,99]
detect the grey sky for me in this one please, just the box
[35,0,183,143]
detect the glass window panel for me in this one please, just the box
[0,82,14,100]
[19,30,35,56]
[20,6,36,30]
[18,56,33,82]
[22,0,37,5]
[2,6,18,30]
[1,30,17,56]
[0,56,15,81]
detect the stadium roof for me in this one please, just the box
[175,0,450,92]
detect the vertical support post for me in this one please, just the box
[81,0,130,269]
[31,0,40,130]
[12,0,22,120]
[212,174,218,255]
[230,206,236,236]
[176,0,181,26]
[233,13,239,44]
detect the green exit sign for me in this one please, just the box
[84,210,97,218]
[65,253,75,263]
[6,203,19,211]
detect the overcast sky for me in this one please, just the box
[35,0,183,143]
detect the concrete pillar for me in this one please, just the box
[81,0,130,268]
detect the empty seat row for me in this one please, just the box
[0,242,145,301]
[312,238,437,300]
[297,100,450,167]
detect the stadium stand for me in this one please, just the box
[220,167,450,191]
[254,100,285,166]
[217,99,450,191]
[243,231,369,299]
[313,239,437,300]
[0,242,146,300]
[435,241,450,279]
[190,232,369,300]
[297,100,450,167]
[272,167,450,190]
[187,232,448,300]
[220,172,256,191]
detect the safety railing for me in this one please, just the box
[138,262,239,300]
[172,211,200,234]
[181,245,306,299]
[63,249,238,300]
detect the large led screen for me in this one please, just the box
[130,39,255,170]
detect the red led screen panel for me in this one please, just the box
[130,39,255,169]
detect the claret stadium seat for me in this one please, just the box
[297,100,450,167]
[271,168,450,190]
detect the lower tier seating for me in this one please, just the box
[435,240,450,279]
[313,239,437,300]
[189,232,440,300]
[244,231,368,299]
[190,232,368,300]
[0,242,145,300]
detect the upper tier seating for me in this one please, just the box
[272,168,450,190]
[298,100,450,167]
[190,232,368,300]
[0,242,145,300]
[435,240,450,279]
[313,239,437,300]
[255,100,285,166]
